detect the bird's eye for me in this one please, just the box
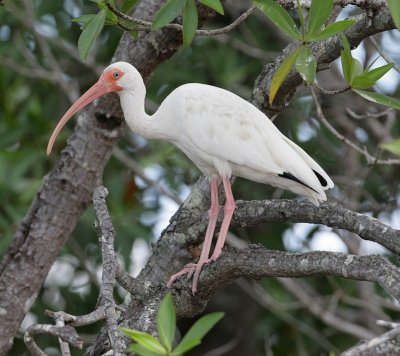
[113,71,120,79]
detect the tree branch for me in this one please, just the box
[24,324,83,356]
[251,7,395,116]
[92,186,125,354]
[106,3,256,36]
[171,247,400,305]
[310,87,400,166]
[342,323,400,355]
[168,198,400,256]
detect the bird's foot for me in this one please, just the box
[167,259,212,294]
[167,263,197,287]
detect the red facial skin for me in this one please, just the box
[46,69,124,155]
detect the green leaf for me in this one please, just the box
[106,11,118,24]
[97,0,115,10]
[182,0,198,47]
[199,0,224,15]
[71,14,96,25]
[172,312,224,355]
[129,343,164,356]
[381,138,400,156]
[307,0,333,37]
[350,58,363,82]
[152,0,186,30]
[255,0,301,40]
[309,19,354,41]
[363,63,394,82]
[351,76,377,89]
[120,327,166,354]
[122,0,139,13]
[172,339,200,355]
[269,46,302,105]
[295,45,316,84]
[156,293,176,352]
[340,33,363,85]
[353,89,400,110]
[387,0,400,29]
[77,9,106,60]
[352,63,394,89]
[340,34,352,83]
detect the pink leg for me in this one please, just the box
[167,177,220,293]
[210,176,236,261]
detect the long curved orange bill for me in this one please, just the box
[47,78,109,155]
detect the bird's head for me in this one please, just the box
[46,61,139,155]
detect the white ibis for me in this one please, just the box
[47,62,334,293]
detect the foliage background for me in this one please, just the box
[1,0,400,355]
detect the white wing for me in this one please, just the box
[160,83,333,203]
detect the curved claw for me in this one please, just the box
[166,263,197,288]
[167,260,212,294]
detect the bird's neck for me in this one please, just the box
[119,85,166,140]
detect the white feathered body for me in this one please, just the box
[115,63,333,205]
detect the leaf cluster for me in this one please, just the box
[336,33,400,157]
[74,0,224,59]
[255,0,354,104]
[340,33,399,110]
[121,293,224,355]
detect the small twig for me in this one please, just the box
[24,324,83,356]
[106,3,256,36]
[45,308,107,327]
[342,324,400,355]
[237,279,338,352]
[277,278,374,339]
[310,87,400,166]
[277,0,387,10]
[369,36,400,74]
[346,107,394,120]
[117,22,150,33]
[55,316,71,356]
[314,83,350,95]
[113,147,182,204]
[93,186,126,355]
[376,320,400,329]
[115,259,141,295]
[24,307,108,354]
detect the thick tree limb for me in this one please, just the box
[176,247,400,305]
[232,199,400,254]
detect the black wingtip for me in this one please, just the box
[278,172,318,193]
[313,170,328,187]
